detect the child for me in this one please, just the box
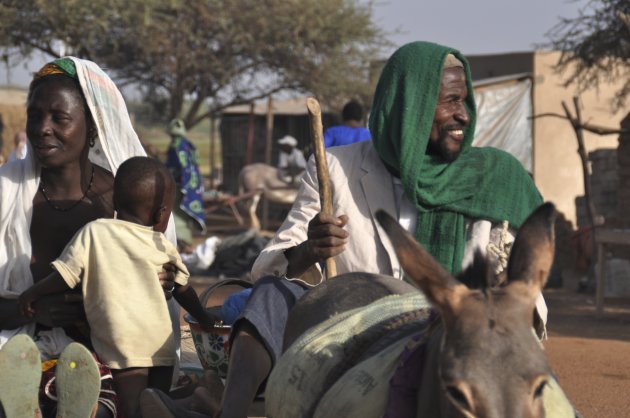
[19,156,217,418]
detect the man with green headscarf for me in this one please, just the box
[255,41,544,293]
[141,42,572,418]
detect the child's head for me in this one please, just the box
[114,156,176,233]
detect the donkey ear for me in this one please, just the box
[506,202,556,292]
[376,210,466,314]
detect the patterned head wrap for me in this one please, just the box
[33,58,78,81]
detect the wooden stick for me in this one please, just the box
[306,97,337,279]
[561,99,599,229]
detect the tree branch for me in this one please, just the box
[529,113,630,135]
[189,85,291,126]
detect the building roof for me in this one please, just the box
[473,72,532,89]
[222,97,332,116]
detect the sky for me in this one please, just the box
[1,0,590,87]
[371,0,590,55]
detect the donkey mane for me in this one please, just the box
[456,249,494,291]
[456,250,503,329]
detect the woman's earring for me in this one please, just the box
[89,130,97,147]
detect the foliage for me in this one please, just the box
[0,0,388,127]
[544,0,630,109]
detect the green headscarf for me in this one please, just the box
[369,41,542,275]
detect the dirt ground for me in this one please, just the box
[543,288,630,418]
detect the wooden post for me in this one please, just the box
[306,97,337,279]
[562,97,598,229]
[245,102,255,165]
[562,98,603,312]
[265,95,274,166]
[262,95,274,230]
[209,115,216,189]
[596,241,606,316]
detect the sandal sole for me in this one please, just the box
[55,343,100,418]
[0,334,41,418]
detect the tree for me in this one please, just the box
[0,0,388,128]
[544,0,630,109]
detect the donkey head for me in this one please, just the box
[376,203,557,418]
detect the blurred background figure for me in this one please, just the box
[166,118,206,251]
[0,114,4,160]
[8,131,28,162]
[276,134,306,185]
[323,99,371,148]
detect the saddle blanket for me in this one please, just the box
[266,293,433,418]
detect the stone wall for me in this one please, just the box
[575,148,618,228]
[571,114,630,268]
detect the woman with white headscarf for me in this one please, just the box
[0,57,180,417]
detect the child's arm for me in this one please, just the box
[19,272,72,318]
[173,284,220,328]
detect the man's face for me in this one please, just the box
[278,144,293,153]
[428,67,471,162]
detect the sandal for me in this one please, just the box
[55,342,100,418]
[0,334,41,418]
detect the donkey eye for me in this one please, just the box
[533,379,547,399]
[446,385,471,410]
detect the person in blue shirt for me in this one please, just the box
[323,100,371,148]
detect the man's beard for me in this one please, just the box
[427,133,462,163]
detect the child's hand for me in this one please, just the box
[18,291,38,318]
[159,263,177,300]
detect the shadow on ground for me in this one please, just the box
[545,288,630,342]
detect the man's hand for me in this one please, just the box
[305,213,349,261]
[159,262,177,300]
[32,292,85,328]
[285,213,349,278]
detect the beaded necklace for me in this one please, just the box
[39,165,95,212]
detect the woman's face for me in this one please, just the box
[26,77,90,168]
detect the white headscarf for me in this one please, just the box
[0,57,179,357]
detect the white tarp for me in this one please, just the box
[473,77,533,172]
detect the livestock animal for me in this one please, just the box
[237,163,300,230]
[267,203,575,418]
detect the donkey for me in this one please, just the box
[237,163,299,229]
[268,203,575,417]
